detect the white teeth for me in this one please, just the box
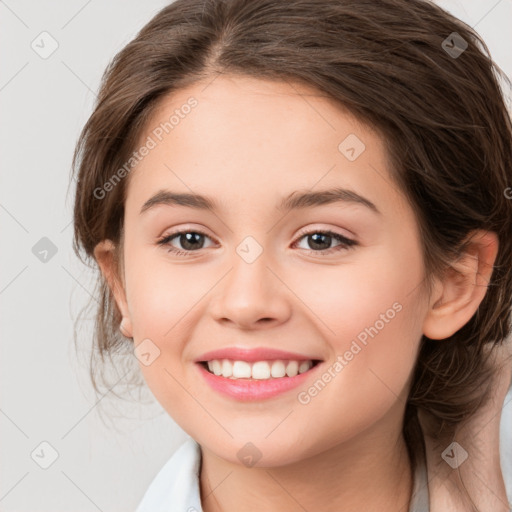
[251,361,271,380]
[285,360,299,377]
[232,361,252,378]
[211,360,222,376]
[221,359,233,377]
[299,361,312,374]
[271,360,286,378]
[204,359,317,379]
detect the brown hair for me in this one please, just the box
[71,0,512,477]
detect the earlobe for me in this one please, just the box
[422,230,498,340]
[93,239,133,338]
[119,317,133,338]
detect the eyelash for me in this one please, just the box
[156,228,358,257]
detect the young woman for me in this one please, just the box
[71,0,512,510]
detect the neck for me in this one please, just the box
[200,425,413,512]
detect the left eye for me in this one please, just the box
[293,230,357,253]
[156,229,357,256]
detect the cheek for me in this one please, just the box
[125,244,208,340]
[122,249,217,411]
[298,309,420,454]
[288,286,423,458]
[292,239,424,354]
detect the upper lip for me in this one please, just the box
[195,347,323,363]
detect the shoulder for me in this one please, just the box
[135,437,203,512]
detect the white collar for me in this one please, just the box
[136,437,203,512]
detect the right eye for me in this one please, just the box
[156,229,216,256]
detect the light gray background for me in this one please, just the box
[1,1,511,511]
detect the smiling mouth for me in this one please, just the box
[198,359,322,380]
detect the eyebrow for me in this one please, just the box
[139,187,381,216]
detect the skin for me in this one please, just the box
[94,74,500,511]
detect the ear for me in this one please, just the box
[93,239,133,338]
[422,230,499,340]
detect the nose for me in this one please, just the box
[209,248,292,330]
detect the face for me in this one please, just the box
[106,75,431,466]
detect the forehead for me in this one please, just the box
[125,74,408,219]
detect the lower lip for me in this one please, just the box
[196,362,322,401]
